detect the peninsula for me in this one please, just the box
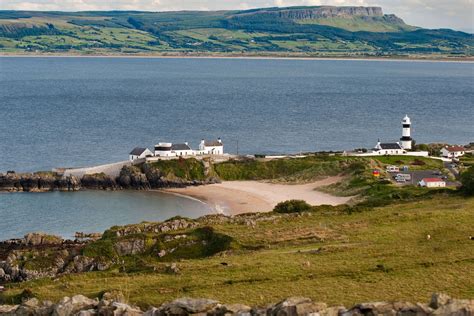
[1,6,472,59]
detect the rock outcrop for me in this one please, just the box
[1,162,220,192]
[0,293,472,316]
[0,233,105,283]
[0,172,80,192]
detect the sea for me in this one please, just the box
[0,57,473,240]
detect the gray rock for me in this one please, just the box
[430,293,452,309]
[24,232,62,246]
[432,298,474,316]
[114,238,146,256]
[76,309,97,316]
[157,297,219,315]
[211,303,252,315]
[52,295,98,316]
[269,297,327,316]
[0,305,19,314]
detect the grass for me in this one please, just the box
[148,158,208,181]
[0,11,471,57]
[1,195,473,308]
[371,155,444,171]
[214,155,361,182]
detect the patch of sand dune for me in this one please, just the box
[164,177,350,215]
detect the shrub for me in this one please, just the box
[461,166,474,196]
[273,200,312,213]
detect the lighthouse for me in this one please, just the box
[400,114,412,150]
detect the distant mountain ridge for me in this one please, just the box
[0,6,472,57]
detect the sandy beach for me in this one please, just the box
[1,53,473,63]
[164,177,351,215]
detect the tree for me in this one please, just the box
[274,200,312,213]
[461,166,474,196]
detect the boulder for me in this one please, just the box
[156,298,219,315]
[15,298,54,316]
[268,297,327,316]
[432,298,474,316]
[429,292,452,309]
[211,303,252,315]
[24,233,62,246]
[114,238,146,256]
[0,305,19,314]
[52,295,98,316]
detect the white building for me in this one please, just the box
[441,146,466,159]
[129,147,153,161]
[373,141,405,155]
[172,143,195,157]
[199,138,224,155]
[154,143,175,157]
[400,115,413,150]
[419,178,446,188]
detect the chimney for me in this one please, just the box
[218,138,222,144]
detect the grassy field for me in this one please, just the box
[1,9,472,57]
[213,156,362,182]
[1,195,473,308]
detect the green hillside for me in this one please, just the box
[0,6,472,57]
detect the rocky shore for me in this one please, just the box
[0,165,220,192]
[0,293,472,315]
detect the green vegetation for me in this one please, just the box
[371,155,443,170]
[214,156,359,181]
[0,7,472,57]
[2,195,473,308]
[273,199,312,213]
[148,158,208,181]
[460,166,474,196]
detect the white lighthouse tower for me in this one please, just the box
[400,114,412,150]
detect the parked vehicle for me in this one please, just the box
[396,173,411,181]
[386,165,400,172]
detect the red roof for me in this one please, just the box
[422,178,444,183]
[445,146,465,152]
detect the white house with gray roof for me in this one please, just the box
[172,143,195,157]
[129,147,153,161]
[199,138,224,155]
[373,141,405,155]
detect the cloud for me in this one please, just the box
[0,0,472,32]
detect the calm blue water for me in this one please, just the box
[0,191,211,240]
[1,57,473,172]
[0,57,473,240]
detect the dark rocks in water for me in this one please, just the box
[0,172,81,192]
[80,173,119,190]
[117,166,150,190]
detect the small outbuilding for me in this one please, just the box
[419,178,446,188]
[441,146,466,159]
[129,147,153,161]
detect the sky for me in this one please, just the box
[0,0,473,32]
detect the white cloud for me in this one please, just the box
[0,0,472,32]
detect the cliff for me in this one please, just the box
[235,6,386,19]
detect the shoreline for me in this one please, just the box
[1,53,473,63]
[163,177,352,216]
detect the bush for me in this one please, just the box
[273,200,312,213]
[461,166,474,196]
